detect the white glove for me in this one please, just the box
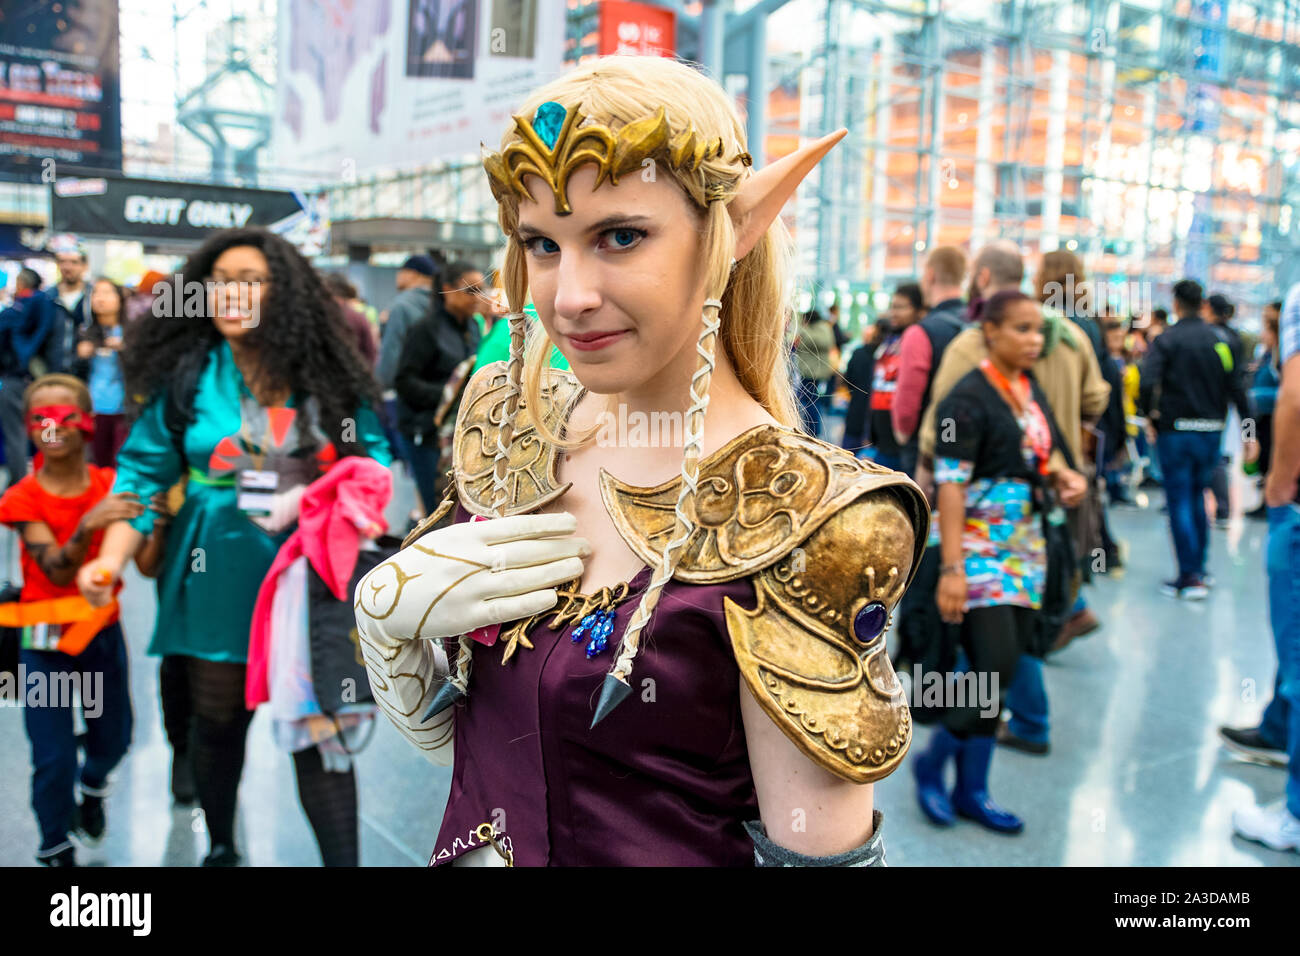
[354,511,589,648]
[353,511,588,766]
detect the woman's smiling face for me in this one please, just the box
[516,164,710,396]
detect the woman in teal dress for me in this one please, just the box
[78,227,390,866]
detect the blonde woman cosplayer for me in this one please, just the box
[354,56,929,867]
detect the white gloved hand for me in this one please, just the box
[354,511,589,649]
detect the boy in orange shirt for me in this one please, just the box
[0,374,144,865]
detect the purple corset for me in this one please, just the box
[430,556,762,866]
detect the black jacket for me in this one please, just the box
[842,337,876,441]
[1137,315,1251,432]
[395,298,481,439]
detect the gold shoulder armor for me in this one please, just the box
[452,361,585,516]
[600,425,930,782]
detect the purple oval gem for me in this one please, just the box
[853,602,888,644]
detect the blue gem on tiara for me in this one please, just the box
[532,101,567,150]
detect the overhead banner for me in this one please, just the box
[0,0,122,178]
[272,0,564,177]
[597,1,676,57]
[50,175,307,242]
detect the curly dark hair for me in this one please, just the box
[122,227,379,455]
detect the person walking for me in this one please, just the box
[376,254,438,473]
[1244,302,1282,519]
[858,283,922,468]
[394,259,486,516]
[1138,279,1252,599]
[916,246,1109,754]
[44,245,93,377]
[76,227,391,867]
[914,290,1086,834]
[0,374,143,866]
[0,268,55,487]
[1206,293,1244,526]
[72,278,131,467]
[1230,281,1300,853]
[892,245,968,476]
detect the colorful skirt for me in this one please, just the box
[961,478,1045,610]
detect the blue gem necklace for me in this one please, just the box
[570,582,632,659]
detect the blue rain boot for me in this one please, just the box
[951,734,1024,834]
[912,726,963,826]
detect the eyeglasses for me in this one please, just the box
[207,274,272,286]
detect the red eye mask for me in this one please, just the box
[29,404,95,439]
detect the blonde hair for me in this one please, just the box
[446,57,801,713]
[496,56,799,445]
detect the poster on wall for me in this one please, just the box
[597,0,676,57]
[0,0,123,179]
[273,0,564,179]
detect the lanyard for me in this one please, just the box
[979,359,1051,476]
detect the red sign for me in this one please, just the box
[597,1,677,57]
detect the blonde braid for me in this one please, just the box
[590,298,721,726]
[439,253,530,708]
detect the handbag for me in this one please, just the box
[1027,472,1076,658]
[307,535,402,716]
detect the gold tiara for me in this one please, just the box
[483,101,748,217]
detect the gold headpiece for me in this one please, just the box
[482,101,734,216]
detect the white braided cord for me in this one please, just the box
[449,310,528,696]
[608,300,723,683]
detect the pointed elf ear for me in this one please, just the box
[728,128,848,261]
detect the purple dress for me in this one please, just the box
[431,506,763,866]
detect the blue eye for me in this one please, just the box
[602,227,645,250]
[524,236,560,256]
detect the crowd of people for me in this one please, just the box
[1,76,1296,864]
[0,230,510,867]
[794,245,1299,852]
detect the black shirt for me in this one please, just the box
[934,367,1066,484]
[394,298,482,439]
[1137,315,1252,432]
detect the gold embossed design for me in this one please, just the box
[598,424,929,585]
[452,362,585,516]
[483,106,726,216]
[724,491,919,783]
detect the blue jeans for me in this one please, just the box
[1157,430,1221,578]
[404,434,443,514]
[1136,427,1162,484]
[1265,505,1300,817]
[382,398,411,467]
[1005,654,1050,744]
[1259,672,1290,749]
[21,622,134,855]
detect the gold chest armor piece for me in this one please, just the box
[451,363,931,784]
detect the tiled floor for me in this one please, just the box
[0,463,1296,866]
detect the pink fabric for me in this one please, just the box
[891,323,934,443]
[246,457,393,709]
